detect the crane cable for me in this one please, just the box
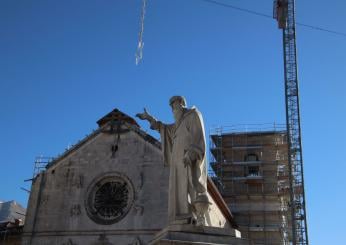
[135,0,147,65]
[200,0,346,37]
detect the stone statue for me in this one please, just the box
[136,96,209,226]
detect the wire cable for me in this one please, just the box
[200,0,346,38]
[296,22,346,37]
[201,0,273,19]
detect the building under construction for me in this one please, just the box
[210,125,292,245]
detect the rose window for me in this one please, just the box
[85,173,134,224]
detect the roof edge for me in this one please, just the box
[207,177,238,229]
[45,121,161,171]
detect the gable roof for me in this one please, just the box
[96,108,139,128]
[45,108,160,170]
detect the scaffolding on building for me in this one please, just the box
[32,156,54,178]
[209,124,291,245]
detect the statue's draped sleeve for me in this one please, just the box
[149,120,174,166]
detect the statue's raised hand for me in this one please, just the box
[136,108,151,121]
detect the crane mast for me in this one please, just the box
[274,0,309,244]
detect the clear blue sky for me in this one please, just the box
[0,0,345,244]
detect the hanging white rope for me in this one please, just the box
[135,0,147,65]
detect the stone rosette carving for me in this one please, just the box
[85,172,135,224]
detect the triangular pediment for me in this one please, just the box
[45,108,161,170]
[96,108,139,128]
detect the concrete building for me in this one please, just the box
[0,200,25,245]
[22,109,246,245]
[210,128,291,245]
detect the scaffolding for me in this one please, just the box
[209,124,291,245]
[32,156,54,178]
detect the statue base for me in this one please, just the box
[149,224,250,245]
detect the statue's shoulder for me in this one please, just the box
[184,106,201,119]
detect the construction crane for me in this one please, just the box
[274,1,309,244]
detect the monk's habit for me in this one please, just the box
[151,107,208,223]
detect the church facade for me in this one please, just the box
[22,109,241,245]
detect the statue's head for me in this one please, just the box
[169,96,186,107]
[169,96,186,122]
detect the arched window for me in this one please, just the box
[244,153,259,162]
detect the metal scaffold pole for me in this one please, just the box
[274,0,309,244]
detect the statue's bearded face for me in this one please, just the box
[171,101,184,122]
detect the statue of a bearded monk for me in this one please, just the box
[136,96,209,225]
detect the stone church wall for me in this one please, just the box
[22,129,169,245]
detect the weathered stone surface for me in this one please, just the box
[22,124,168,245]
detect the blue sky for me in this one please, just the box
[0,0,345,243]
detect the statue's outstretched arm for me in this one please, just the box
[136,108,161,131]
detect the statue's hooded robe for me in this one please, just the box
[151,107,207,223]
